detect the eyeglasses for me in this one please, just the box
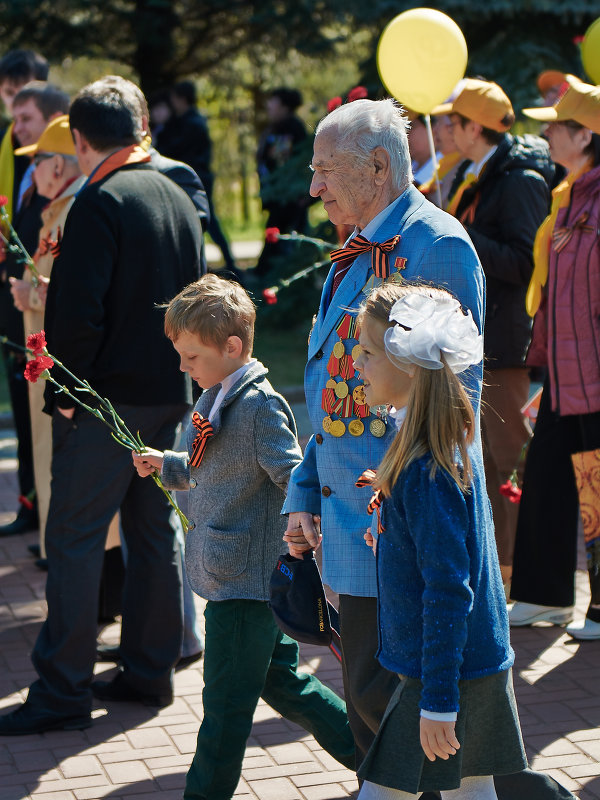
[32,152,55,166]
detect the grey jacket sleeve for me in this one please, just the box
[161,450,191,491]
[255,397,303,493]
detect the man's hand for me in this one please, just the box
[58,407,75,420]
[283,512,322,557]
[9,277,32,312]
[420,718,460,762]
[132,448,164,477]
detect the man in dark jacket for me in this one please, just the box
[434,79,554,590]
[0,77,203,735]
[157,80,239,280]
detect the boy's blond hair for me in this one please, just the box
[165,275,256,356]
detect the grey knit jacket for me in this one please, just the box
[161,361,302,602]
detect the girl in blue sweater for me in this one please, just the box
[353,282,527,800]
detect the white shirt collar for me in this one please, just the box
[465,145,497,180]
[357,193,405,243]
[208,359,256,422]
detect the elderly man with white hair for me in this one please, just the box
[283,99,575,800]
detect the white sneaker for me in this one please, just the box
[566,617,600,640]
[508,601,574,627]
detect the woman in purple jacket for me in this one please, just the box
[509,76,600,639]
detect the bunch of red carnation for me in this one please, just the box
[24,330,54,383]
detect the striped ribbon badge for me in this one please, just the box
[189,412,214,467]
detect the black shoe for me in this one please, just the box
[0,701,92,736]
[175,650,204,671]
[0,509,39,537]
[35,558,48,571]
[91,670,173,707]
[96,644,121,663]
[28,543,41,557]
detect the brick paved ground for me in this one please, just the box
[1,435,599,800]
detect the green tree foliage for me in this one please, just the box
[0,0,367,95]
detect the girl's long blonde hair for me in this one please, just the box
[357,282,476,496]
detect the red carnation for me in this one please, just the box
[327,96,343,113]
[24,354,54,383]
[499,479,522,504]
[347,86,368,103]
[265,227,280,244]
[0,195,8,207]
[26,330,47,355]
[262,287,279,305]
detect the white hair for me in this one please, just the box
[315,98,413,191]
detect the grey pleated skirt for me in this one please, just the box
[357,668,527,795]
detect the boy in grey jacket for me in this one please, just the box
[132,275,354,800]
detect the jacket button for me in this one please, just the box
[188,521,196,530]
[189,478,197,488]
[315,348,324,360]
[321,486,331,497]
[315,434,323,444]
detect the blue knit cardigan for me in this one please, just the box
[376,452,513,714]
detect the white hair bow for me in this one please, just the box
[384,293,483,374]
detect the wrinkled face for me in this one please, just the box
[0,79,25,116]
[13,98,48,147]
[354,317,413,410]
[32,151,58,198]
[309,129,377,229]
[172,330,232,390]
[545,120,590,171]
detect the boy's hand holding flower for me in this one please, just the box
[132,448,164,477]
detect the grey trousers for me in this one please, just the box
[27,403,187,716]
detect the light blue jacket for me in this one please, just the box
[283,185,485,596]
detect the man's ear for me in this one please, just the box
[71,128,86,153]
[372,146,391,186]
[468,120,483,141]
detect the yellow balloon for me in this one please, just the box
[377,8,468,114]
[582,17,600,85]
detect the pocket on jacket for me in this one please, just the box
[202,525,251,578]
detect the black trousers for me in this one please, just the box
[27,403,187,717]
[2,343,35,501]
[339,595,575,798]
[511,381,600,608]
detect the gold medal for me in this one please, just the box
[352,384,366,405]
[370,418,387,438]
[326,378,337,389]
[351,344,362,361]
[329,419,346,437]
[348,419,365,437]
[322,416,332,433]
[334,381,349,399]
[333,341,345,358]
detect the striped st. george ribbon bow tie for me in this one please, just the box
[189,411,214,468]
[356,468,385,534]
[551,211,595,254]
[330,233,401,281]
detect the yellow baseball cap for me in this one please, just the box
[14,114,76,157]
[431,78,515,132]
[537,70,566,97]
[522,75,600,135]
